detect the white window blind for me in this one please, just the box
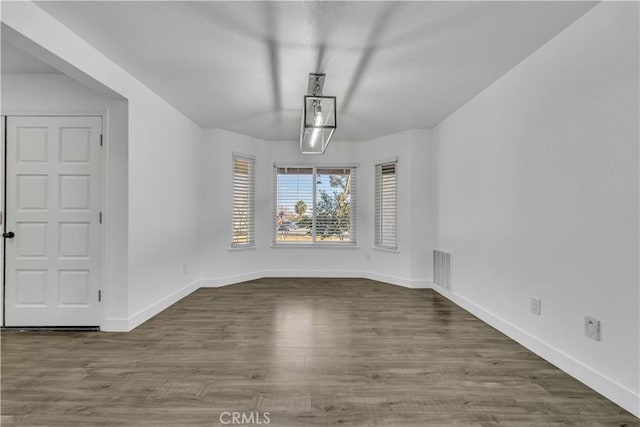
[375,160,397,249]
[274,166,357,245]
[232,154,255,247]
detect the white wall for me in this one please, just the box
[358,130,434,287]
[433,2,639,415]
[1,2,203,331]
[1,73,129,323]
[125,87,202,328]
[199,129,434,288]
[410,131,435,284]
[199,129,267,284]
[5,0,635,417]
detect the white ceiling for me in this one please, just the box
[1,40,61,74]
[31,1,596,141]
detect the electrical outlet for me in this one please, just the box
[366,253,371,262]
[530,297,541,316]
[585,316,601,341]
[182,264,188,275]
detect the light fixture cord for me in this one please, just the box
[313,77,322,96]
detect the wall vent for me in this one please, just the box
[433,249,451,291]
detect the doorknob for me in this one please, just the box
[3,231,14,239]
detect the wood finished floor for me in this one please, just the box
[2,278,638,426]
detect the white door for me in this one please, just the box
[4,116,103,326]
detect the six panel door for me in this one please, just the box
[5,116,102,326]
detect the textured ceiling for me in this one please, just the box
[32,1,596,141]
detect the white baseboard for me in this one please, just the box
[200,270,429,290]
[101,317,129,332]
[262,269,363,278]
[409,279,433,289]
[102,279,200,332]
[361,271,412,288]
[361,272,431,289]
[431,286,640,418]
[199,271,264,287]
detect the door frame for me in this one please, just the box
[1,111,109,328]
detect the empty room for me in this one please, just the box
[1,1,639,425]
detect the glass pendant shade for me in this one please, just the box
[300,95,336,154]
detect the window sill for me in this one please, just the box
[271,244,359,249]
[372,246,400,254]
[228,246,258,252]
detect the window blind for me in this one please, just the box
[375,160,397,249]
[273,166,357,245]
[232,154,255,247]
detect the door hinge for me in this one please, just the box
[98,290,102,302]
[100,134,103,146]
[99,212,103,224]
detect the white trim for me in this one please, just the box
[431,286,640,418]
[231,151,255,161]
[101,317,129,332]
[0,110,106,117]
[410,280,433,289]
[1,116,5,326]
[228,246,258,252]
[274,162,360,168]
[199,270,430,290]
[101,279,199,332]
[262,269,363,278]
[374,156,398,165]
[363,272,431,289]
[362,271,413,288]
[199,271,264,288]
[372,246,400,254]
[270,244,359,249]
[99,111,109,333]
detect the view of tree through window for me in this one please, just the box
[274,166,356,244]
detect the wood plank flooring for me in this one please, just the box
[2,278,638,426]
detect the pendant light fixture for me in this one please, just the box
[300,73,336,154]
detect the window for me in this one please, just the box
[232,154,255,247]
[375,159,397,250]
[274,166,357,245]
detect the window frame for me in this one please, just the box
[374,158,398,251]
[273,164,357,247]
[231,153,256,248]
